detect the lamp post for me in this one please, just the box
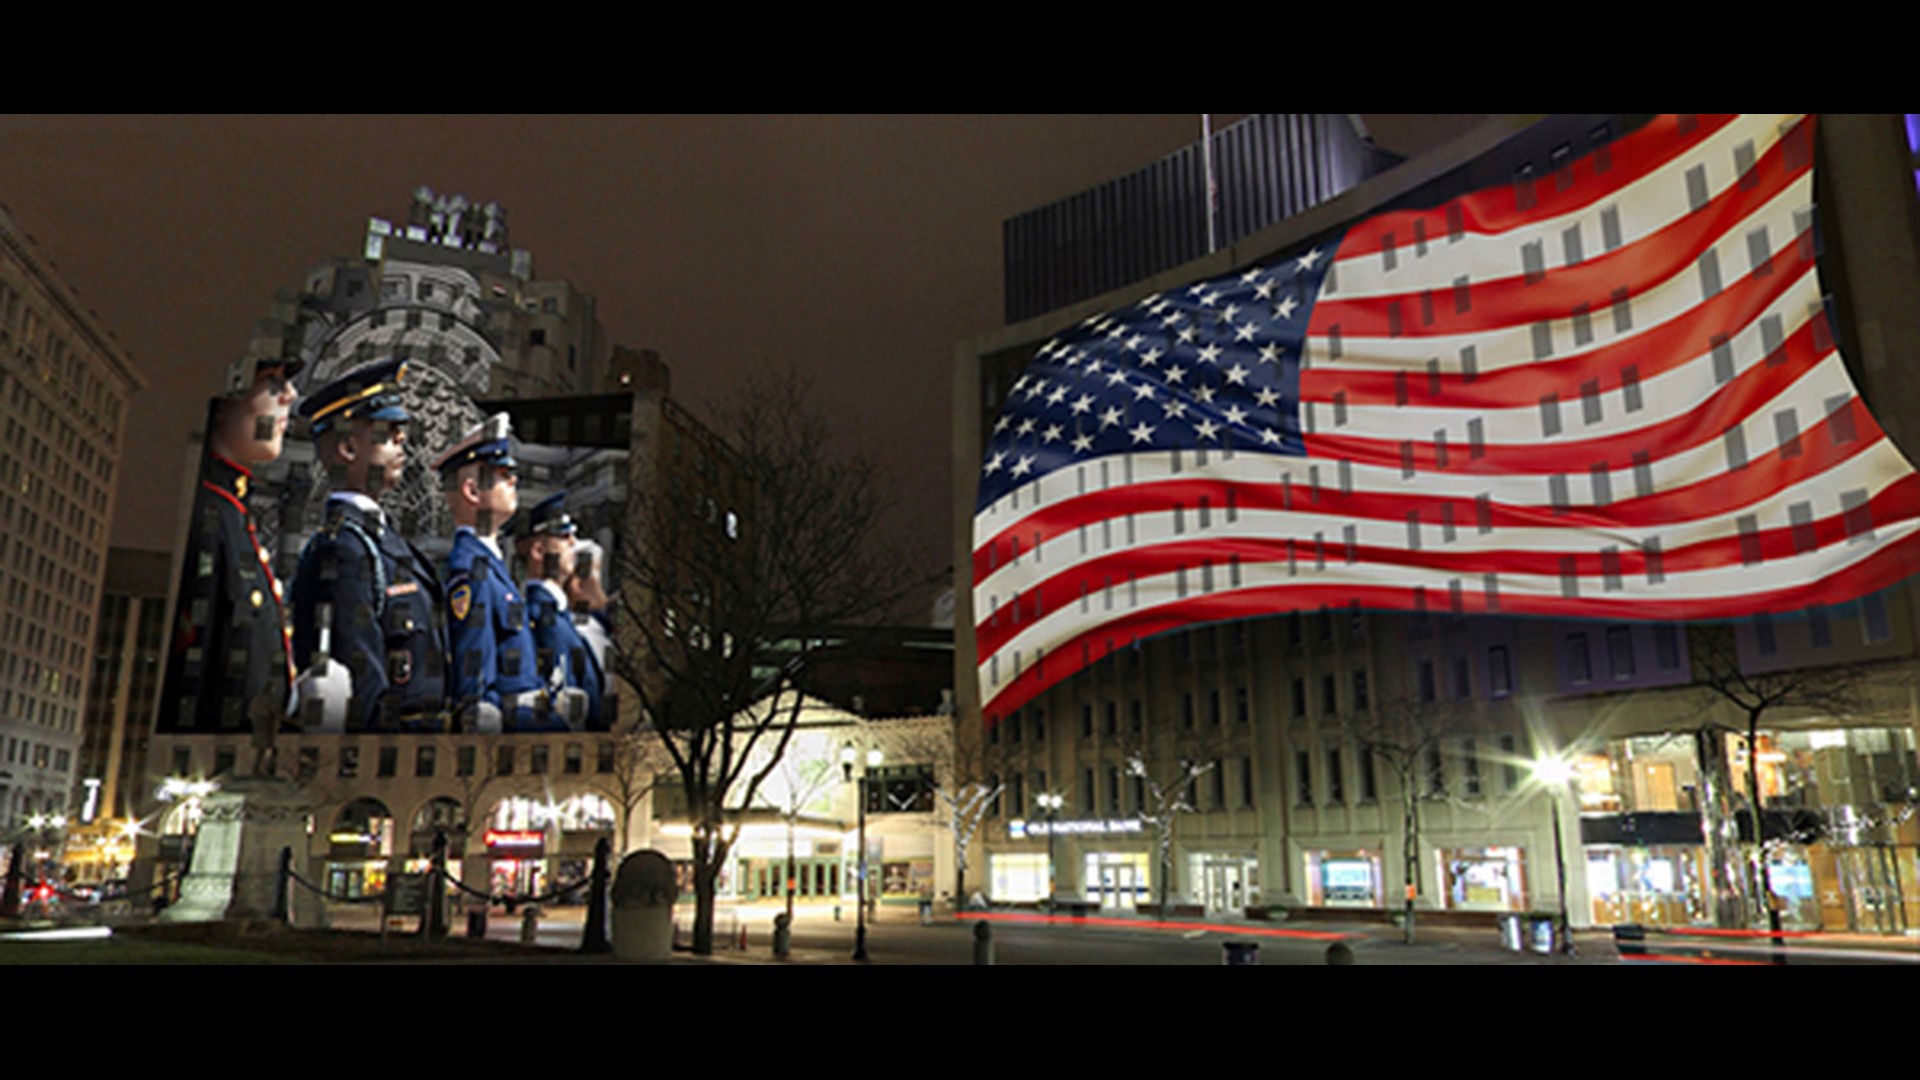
[841,740,883,961]
[1532,756,1577,956]
[1035,792,1063,911]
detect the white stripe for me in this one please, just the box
[1326,114,1802,300]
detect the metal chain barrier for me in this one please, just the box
[285,868,386,904]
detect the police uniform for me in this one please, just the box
[436,417,553,731]
[158,406,297,734]
[289,359,449,730]
[517,492,606,731]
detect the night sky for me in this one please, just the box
[0,114,1486,607]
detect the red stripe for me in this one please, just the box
[1303,323,1844,477]
[1312,116,1811,341]
[1299,236,1819,411]
[975,398,1887,588]
[978,533,1920,720]
[1334,115,1743,260]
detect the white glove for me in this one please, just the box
[293,656,350,733]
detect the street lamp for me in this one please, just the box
[841,741,883,961]
[1035,792,1064,911]
[1532,756,1577,956]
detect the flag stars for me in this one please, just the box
[1177,325,1198,343]
[1233,323,1258,342]
[1131,382,1157,402]
[1016,417,1037,437]
[1011,455,1035,477]
[1099,407,1124,428]
[1162,399,1189,420]
[1225,363,1251,385]
[1139,347,1163,366]
[1072,432,1094,453]
[1221,303,1241,322]
[1273,296,1299,321]
[1105,369,1129,388]
[1259,428,1285,446]
[1124,334,1144,352]
[1259,343,1282,365]
[1296,247,1324,271]
[1193,383,1217,405]
[1045,385,1069,407]
[1165,366,1188,385]
[994,415,1010,434]
[1255,386,1281,407]
[984,450,1006,474]
[1254,280,1275,300]
[1223,404,1248,425]
[1160,312,1184,328]
[1197,343,1223,365]
[1070,393,1094,415]
[1129,422,1157,444]
[1041,424,1064,443]
[1194,419,1221,441]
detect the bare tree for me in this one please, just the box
[1347,695,1470,944]
[1126,752,1213,917]
[607,369,914,954]
[1686,624,1872,931]
[586,724,667,858]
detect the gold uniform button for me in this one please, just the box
[251,589,264,608]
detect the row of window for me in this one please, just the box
[169,741,623,782]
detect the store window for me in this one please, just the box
[1441,846,1528,911]
[1305,850,1382,907]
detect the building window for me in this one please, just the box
[1183,692,1196,729]
[340,747,359,778]
[1107,766,1122,815]
[531,746,550,775]
[296,747,319,782]
[1326,749,1344,804]
[457,746,476,777]
[1499,735,1519,791]
[1105,703,1118,737]
[988,774,1002,817]
[1418,660,1436,703]
[1322,673,1338,715]
[415,745,436,777]
[597,743,615,773]
[211,747,235,776]
[1358,746,1377,802]
[1240,756,1255,808]
[1209,690,1222,727]
[1565,633,1592,684]
[1352,671,1369,712]
[1452,656,1471,699]
[1032,710,1046,742]
[1488,646,1513,697]
[1463,739,1482,797]
[1235,686,1250,724]
[565,744,583,774]
[497,746,515,776]
[1010,710,1023,743]
[1082,767,1096,811]
[1425,744,1446,796]
[1080,705,1093,737]
[1607,626,1635,678]
[377,746,397,777]
[1295,751,1312,805]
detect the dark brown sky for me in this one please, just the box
[0,114,1487,601]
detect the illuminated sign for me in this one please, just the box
[1008,818,1142,839]
[485,829,545,853]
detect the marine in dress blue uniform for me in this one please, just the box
[513,491,606,731]
[435,415,553,731]
[289,359,449,731]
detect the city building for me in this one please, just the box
[0,203,143,873]
[953,113,1920,933]
[63,547,171,883]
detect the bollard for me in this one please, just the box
[972,918,994,966]
[773,912,792,958]
[467,906,489,939]
[919,898,933,926]
[1222,941,1260,965]
[738,923,749,951]
[520,905,540,944]
[1325,941,1355,965]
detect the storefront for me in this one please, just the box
[1187,852,1259,912]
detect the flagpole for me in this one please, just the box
[1201,114,1218,254]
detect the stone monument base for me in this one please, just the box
[159,777,309,924]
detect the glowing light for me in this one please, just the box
[1533,757,1574,786]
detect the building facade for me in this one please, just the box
[0,203,143,864]
[954,114,1920,933]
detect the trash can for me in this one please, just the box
[918,898,934,925]
[1526,913,1559,955]
[1498,912,1525,952]
[1222,941,1260,965]
[466,906,489,939]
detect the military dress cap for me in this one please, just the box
[225,352,305,393]
[432,412,518,475]
[524,491,577,537]
[298,359,410,436]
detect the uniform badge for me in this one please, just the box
[388,649,414,685]
[250,589,264,609]
[450,583,472,622]
[235,475,249,499]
